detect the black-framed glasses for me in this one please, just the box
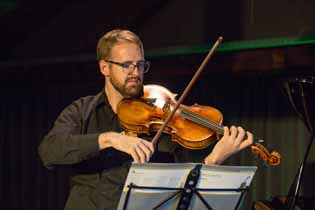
[104,59,150,74]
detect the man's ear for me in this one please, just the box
[99,60,109,76]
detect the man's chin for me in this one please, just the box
[124,85,142,98]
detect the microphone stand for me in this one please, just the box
[284,78,315,210]
[285,132,314,210]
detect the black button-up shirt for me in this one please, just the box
[38,90,190,210]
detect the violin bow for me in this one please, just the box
[151,37,223,146]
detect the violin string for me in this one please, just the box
[181,109,220,130]
[180,109,224,133]
[181,109,266,145]
[181,109,263,144]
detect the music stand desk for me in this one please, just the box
[118,163,257,210]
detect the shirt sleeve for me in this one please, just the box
[38,100,100,168]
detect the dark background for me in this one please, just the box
[1,0,315,209]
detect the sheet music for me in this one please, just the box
[118,163,257,210]
[199,164,255,190]
[124,165,191,191]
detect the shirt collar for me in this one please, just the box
[95,89,111,109]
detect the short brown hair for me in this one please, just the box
[96,29,144,61]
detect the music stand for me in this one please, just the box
[117,163,257,210]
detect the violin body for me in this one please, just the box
[117,85,223,149]
[118,86,223,149]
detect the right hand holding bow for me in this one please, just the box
[98,132,154,163]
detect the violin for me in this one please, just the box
[117,84,281,166]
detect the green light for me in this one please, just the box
[146,36,315,58]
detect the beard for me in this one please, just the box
[109,74,143,98]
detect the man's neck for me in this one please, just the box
[105,83,123,113]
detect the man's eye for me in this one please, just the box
[137,62,145,67]
[121,63,131,68]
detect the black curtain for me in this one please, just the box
[1,60,315,210]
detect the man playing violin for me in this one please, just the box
[38,29,253,210]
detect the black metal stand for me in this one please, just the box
[285,132,315,210]
[122,164,249,210]
[283,76,315,210]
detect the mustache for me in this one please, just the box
[126,76,141,82]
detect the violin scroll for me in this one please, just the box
[251,143,281,166]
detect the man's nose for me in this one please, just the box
[130,65,141,76]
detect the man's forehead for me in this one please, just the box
[110,43,143,58]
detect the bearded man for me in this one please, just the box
[38,29,253,210]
